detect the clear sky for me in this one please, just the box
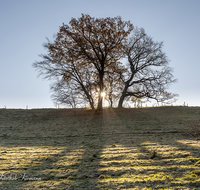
[1,0,200,108]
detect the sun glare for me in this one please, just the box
[101,92,105,97]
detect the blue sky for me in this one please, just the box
[0,0,200,108]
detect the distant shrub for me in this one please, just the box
[186,120,200,138]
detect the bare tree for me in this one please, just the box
[51,79,87,108]
[118,27,178,108]
[33,14,133,110]
[103,68,124,108]
[33,15,178,110]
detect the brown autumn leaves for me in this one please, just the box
[33,14,178,110]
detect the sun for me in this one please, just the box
[101,92,105,97]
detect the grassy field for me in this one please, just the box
[0,106,200,189]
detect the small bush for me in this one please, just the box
[186,120,200,138]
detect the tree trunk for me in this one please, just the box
[118,94,125,108]
[86,94,95,110]
[85,93,95,110]
[80,83,95,110]
[90,100,95,110]
[118,83,129,108]
[118,74,133,108]
[110,99,113,108]
[97,70,104,111]
[97,96,103,110]
[108,95,113,108]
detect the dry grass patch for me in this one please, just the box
[185,120,200,139]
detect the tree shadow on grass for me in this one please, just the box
[0,108,199,189]
[0,109,105,189]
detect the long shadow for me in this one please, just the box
[136,134,200,189]
[0,109,107,189]
[0,107,200,189]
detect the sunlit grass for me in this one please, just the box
[96,141,200,188]
[0,107,200,189]
[176,139,200,148]
[0,141,200,189]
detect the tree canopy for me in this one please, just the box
[33,14,178,110]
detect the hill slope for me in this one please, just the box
[0,107,200,189]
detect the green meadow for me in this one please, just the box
[0,107,200,189]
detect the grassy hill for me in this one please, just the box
[0,107,200,189]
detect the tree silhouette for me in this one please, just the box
[118,27,178,107]
[33,15,177,109]
[33,14,133,110]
